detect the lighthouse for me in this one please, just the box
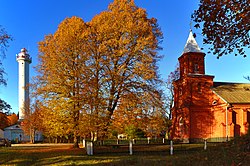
[16,48,32,120]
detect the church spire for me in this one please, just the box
[183,30,202,53]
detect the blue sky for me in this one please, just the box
[0,0,249,114]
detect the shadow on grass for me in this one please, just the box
[0,143,249,166]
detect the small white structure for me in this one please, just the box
[129,140,133,155]
[16,48,32,120]
[86,142,93,155]
[170,140,173,155]
[4,124,43,142]
[4,125,28,142]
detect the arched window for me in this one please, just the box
[197,83,202,93]
[179,87,183,96]
[247,110,250,124]
[194,63,199,73]
[179,117,183,126]
[179,117,184,138]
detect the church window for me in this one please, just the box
[194,63,199,73]
[179,87,183,96]
[197,83,202,93]
[212,100,218,105]
[179,117,183,126]
[232,111,237,124]
[179,117,184,137]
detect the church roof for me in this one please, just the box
[183,30,203,54]
[212,82,250,104]
[4,124,22,130]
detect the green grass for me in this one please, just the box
[0,141,249,166]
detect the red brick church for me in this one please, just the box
[171,31,250,142]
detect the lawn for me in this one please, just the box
[0,141,249,166]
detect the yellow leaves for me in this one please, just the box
[36,0,163,140]
[110,91,166,136]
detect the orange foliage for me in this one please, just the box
[0,112,9,129]
[7,113,18,126]
[110,92,167,138]
[192,0,249,58]
[36,0,163,143]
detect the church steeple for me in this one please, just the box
[183,30,202,54]
[178,31,205,78]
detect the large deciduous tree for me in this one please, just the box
[192,0,250,58]
[37,0,163,147]
[37,17,89,147]
[88,0,163,130]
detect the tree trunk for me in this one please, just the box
[73,132,79,148]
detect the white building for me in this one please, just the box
[4,125,29,142]
[4,48,43,142]
[4,125,43,142]
[16,48,32,120]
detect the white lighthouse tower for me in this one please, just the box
[16,48,32,120]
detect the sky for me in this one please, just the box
[0,0,250,114]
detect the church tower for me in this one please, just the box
[16,48,32,120]
[171,31,214,142]
[179,31,205,78]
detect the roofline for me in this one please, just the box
[213,81,250,85]
[178,52,206,60]
[229,102,250,104]
[187,73,214,77]
[212,90,250,104]
[211,90,228,104]
[181,51,206,55]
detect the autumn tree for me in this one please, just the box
[144,91,168,138]
[7,113,18,126]
[192,0,250,58]
[165,65,180,119]
[0,25,12,114]
[37,16,90,147]
[37,0,163,147]
[0,25,12,86]
[0,25,11,57]
[0,98,11,113]
[110,93,149,137]
[0,99,12,129]
[21,99,45,143]
[110,91,167,139]
[0,112,9,130]
[88,0,163,135]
